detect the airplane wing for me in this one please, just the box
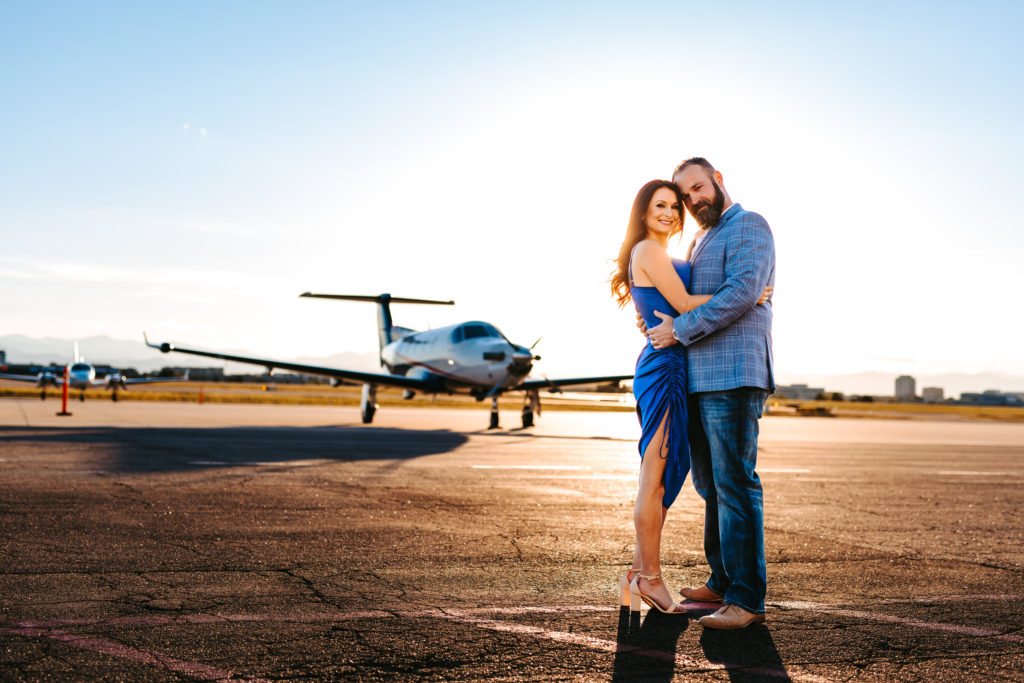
[144,336,431,391]
[0,372,63,385]
[119,376,189,386]
[519,374,632,391]
[0,373,47,383]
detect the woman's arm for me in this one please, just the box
[633,241,711,314]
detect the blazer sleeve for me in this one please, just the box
[672,215,774,346]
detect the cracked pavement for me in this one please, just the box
[1,399,1023,681]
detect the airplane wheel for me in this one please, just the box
[489,412,500,429]
[79,392,86,402]
[521,411,534,428]
[112,392,118,402]
[361,403,376,424]
[40,391,46,401]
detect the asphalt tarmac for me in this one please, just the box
[1,398,1023,681]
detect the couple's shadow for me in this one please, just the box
[611,606,789,682]
[610,605,693,682]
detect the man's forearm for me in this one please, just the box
[673,226,774,345]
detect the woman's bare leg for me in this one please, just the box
[630,508,667,572]
[633,409,678,609]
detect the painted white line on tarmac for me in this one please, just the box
[188,460,325,467]
[552,475,637,480]
[472,465,589,470]
[13,597,1022,679]
[439,610,831,682]
[773,600,1024,643]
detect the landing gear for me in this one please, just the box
[40,389,46,401]
[79,390,86,402]
[111,391,118,402]
[489,395,500,429]
[521,390,540,428]
[361,383,378,424]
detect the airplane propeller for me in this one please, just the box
[483,333,539,399]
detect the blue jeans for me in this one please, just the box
[688,387,768,614]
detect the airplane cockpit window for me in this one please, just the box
[452,322,501,343]
[463,324,488,339]
[71,363,90,372]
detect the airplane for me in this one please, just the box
[145,292,633,429]
[0,342,187,402]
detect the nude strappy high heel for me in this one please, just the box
[619,570,638,607]
[630,572,686,614]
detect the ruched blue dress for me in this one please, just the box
[630,257,692,509]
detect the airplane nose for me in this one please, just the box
[508,350,533,376]
[482,342,507,362]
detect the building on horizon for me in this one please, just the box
[0,349,5,366]
[960,390,1023,406]
[895,375,916,401]
[164,366,225,381]
[772,383,825,400]
[921,386,944,403]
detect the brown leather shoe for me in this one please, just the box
[697,604,766,629]
[679,583,724,603]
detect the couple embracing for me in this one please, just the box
[611,157,775,630]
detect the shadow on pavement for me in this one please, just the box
[611,606,689,681]
[700,624,790,682]
[0,425,468,473]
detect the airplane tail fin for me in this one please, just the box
[299,293,454,362]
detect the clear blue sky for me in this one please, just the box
[2,1,1022,379]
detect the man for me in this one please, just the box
[645,157,775,629]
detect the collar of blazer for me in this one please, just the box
[690,203,743,264]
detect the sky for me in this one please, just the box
[2,1,1022,384]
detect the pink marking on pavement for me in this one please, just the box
[879,594,1024,604]
[9,597,1022,680]
[774,600,1024,643]
[10,610,394,630]
[677,600,723,610]
[0,626,268,682]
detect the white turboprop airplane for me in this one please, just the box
[145,293,632,429]
[0,342,187,402]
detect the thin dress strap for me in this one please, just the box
[628,243,639,287]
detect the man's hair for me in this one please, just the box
[672,157,716,179]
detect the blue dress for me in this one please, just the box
[630,258,692,509]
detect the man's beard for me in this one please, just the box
[692,181,726,228]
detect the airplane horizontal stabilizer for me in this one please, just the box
[299,293,454,306]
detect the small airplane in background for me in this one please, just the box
[0,342,187,402]
[146,293,632,429]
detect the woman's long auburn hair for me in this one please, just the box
[609,180,685,308]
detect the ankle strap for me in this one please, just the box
[638,572,661,580]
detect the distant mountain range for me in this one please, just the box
[3,334,1022,398]
[0,334,380,374]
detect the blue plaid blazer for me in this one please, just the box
[672,203,775,394]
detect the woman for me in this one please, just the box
[610,179,767,614]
